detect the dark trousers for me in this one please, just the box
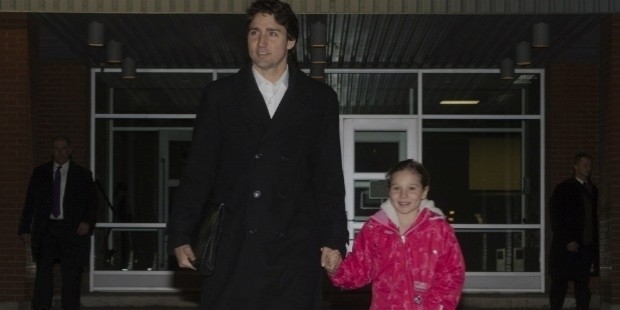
[32,221,83,310]
[550,275,590,310]
[549,245,595,310]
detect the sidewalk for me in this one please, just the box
[1,292,598,309]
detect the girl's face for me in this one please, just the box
[388,170,429,217]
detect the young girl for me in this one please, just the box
[322,159,465,310]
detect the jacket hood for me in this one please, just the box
[375,199,445,228]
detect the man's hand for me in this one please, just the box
[19,233,30,245]
[321,247,342,274]
[77,222,90,235]
[567,241,579,252]
[174,244,197,270]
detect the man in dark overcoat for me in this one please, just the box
[549,153,599,310]
[18,136,98,310]
[168,0,348,309]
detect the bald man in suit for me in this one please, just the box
[18,136,98,310]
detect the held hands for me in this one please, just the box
[174,244,197,270]
[321,247,342,274]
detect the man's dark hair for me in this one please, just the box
[574,152,592,165]
[246,0,299,43]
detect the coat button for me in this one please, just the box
[275,231,285,239]
[280,156,290,161]
[254,153,263,159]
[253,190,262,198]
[248,229,257,235]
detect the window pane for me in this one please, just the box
[353,179,388,220]
[95,72,211,114]
[325,73,418,115]
[455,230,541,272]
[354,131,407,173]
[94,228,174,271]
[422,73,541,115]
[95,120,195,223]
[422,120,541,224]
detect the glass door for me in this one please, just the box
[159,130,192,271]
[341,117,418,244]
[92,128,198,291]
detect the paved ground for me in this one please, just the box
[4,292,595,309]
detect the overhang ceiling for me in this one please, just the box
[36,13,602,69]
[31,12,604,114]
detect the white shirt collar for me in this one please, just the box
[252,65,289,89]
[54,160,69,170]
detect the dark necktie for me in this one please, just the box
[52,165,62,217]
[583,181,590,193]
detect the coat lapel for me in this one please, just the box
[46,162,55,187]
[63,161,74,207]
[232,67,272,136]
[229,66,315,140]
[269,68,314,134]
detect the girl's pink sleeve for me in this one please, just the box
[328,225,374,289]
[424,223,466,310]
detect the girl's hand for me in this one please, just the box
[320,247,342,274]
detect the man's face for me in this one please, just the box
[247,13,295,76]
[53,139,72,165]
[574,157,592,180]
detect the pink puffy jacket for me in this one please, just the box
[329,200,465,310]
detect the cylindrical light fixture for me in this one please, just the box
[122,57,136,79]
[310,46,326,64]
[106,40,122,63]
[309,22,327,47]
[87,21,104,47]
[310,63,325,80]
[532,22,550,48]
[515,41,531,66]
[500,58,515,80]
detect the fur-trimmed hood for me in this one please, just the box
[376,199,445,228]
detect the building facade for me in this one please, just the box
[1,1,620,308]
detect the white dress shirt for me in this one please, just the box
[51,161,69,219]
[252,66,289,118]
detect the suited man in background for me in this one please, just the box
[549,152,599,310]
[168,0,348,308]
[18,136,98,310]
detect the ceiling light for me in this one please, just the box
[440,100,480,105]
[532,22,550,48]
[309,22,326,47]
[87,21,104,47]
[514,74,536,84]
[122,57,136,79]
[500,58,515,80]
[310,63,325,80]
[310,46,326,64]
[515,41,531,66]
[106,40,122,63]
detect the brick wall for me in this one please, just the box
[547,63,600,186]
[547,14,620,307]
[599,14,620,307]
[0,13,35,302]
[0,13,89,302]
[35,62,90,166]
[547,61,601,295]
